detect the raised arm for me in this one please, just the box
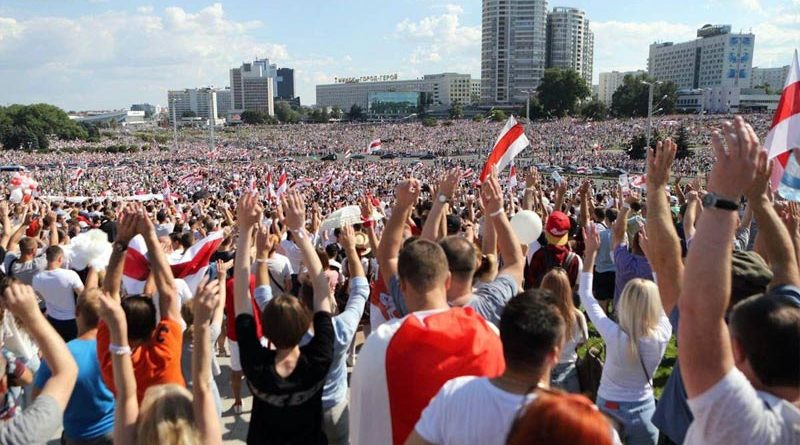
[254,225,271,292]
[233,193,262,316]
[376,179,420,287]
[191,278,223,445]
[481,167,524,285]
[645,138,683,314]
[683,190,700,241]
[780,203,800,268]
[611,195,633,249]
[103,205,139,301]
[0,202,11,248]
[136,207,179,321]
[359,196,381,255]
[421,169,460,242]
[554,180,567,213]
[679,117,760,398]
[578,181,591,228]
[282,190,330,314]
[47,211,58,247]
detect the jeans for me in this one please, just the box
[597,395,658,445]
[551,362,580,393]
[322,399,349,445]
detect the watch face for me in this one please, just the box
[438,194,447,203]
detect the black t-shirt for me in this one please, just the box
[99,220,117,243]
[236,311,334,445]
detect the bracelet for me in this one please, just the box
[109,344,132,355]
[489,208,504,218]
[255,258,269,264]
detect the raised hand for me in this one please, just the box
[526,167,540,189]
[255,224,272,255]
[582,223,601,254]
[1,282,41,322]
[647,138,677,187]
[707,116,761,202]
[359,196,374,221]
[437,168,462,200]
[282,190,306,232]
[96,290,126,328]
[743,149,771,203]
[236,191,263,229]
[216,259,234,276]
[638,225,651,260]
[480,167,504,215]
[339,225,356,252]
[116,204,139,244]
[395,178,421,209]
[193,277,221,325]
[578,180,591,198]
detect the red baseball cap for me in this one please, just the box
[25,218,40,238]
[545,211,570,246]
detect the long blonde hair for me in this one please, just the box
[540,268,577,337]
[616,279,663,361]
[137,384,199,445]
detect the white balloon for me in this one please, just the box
[510,210,543,245]
[9,188,22,204]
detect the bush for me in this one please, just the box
[422,117,438,127]
[442,120,454,126]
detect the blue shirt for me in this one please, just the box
[595,223,616,273]
[34,338,114,440]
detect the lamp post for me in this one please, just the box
[521,90,536,121]
[641,80,662,148]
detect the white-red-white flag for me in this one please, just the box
[508,164,519,190]
[344,149,353,159]
[73,167,85,182]
[461,168,475,179]
[767,50,800,191]
[162,180,173,205]
[276,171,288,197]
[479,116,530,183]
[367,138,382,154]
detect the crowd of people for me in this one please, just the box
[0,114,797,445]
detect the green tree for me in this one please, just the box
[472,113,485,122]
[275,102,301,123]
[449,100,463,119]
[536,68,591,117]
[0,103,86,150]
[627,130,664,160]
[330,106,343,120]
[674,125,693,159]
[490,109,507,122]
[422,117,438,127]
[611,73,677,117]
[580,101,609,120]
[181,110,197,118]
[347,104,365,121]
[240,110,269,125]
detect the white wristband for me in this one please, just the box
[489,208,504,218]
[622,203,631,210]
[109,344,132,355]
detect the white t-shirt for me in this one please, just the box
[153,278,193,331]
[32,268,84,320]
[267,253,293,296]
[279,239,303,273]
[415,376,536,445]
[685,368,800,445]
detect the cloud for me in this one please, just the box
[739,0,766,14]
[0,3,286,109]
[394,4,480,66]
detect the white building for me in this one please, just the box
[230,59,276,116]
[166,88,220,124]
[598,70,646,105]
[546,7,593,84]
[481,0,549,104]
[471,79,482,103]
[316,73,477,111]
[750,66,790,90]
[648,24,754,90]
[676,86,780,114]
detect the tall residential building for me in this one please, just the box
[230,59,276,116]
[598,70,646,105]
[648,24,755,90]
[276,68,295,100]
[546,7,593,84]
[166,88,218,123]
[316,73,475,110]
[750,66,790,90]
[215,87,232,118]
[471,79,482,103]
[481,0,549,104]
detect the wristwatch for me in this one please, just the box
[702,192,739,211]
[437,193,448,204]
[112,241,128,254]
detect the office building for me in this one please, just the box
[166,87,219,123]
[277,68,295,100]
[676,86,780,114]
[230,59,276,116]
[130,103,157,116]
[481,0,549,104]
[598,70,646,105]
[750,66,790,90]
[215,87,232,119]
[316,73,476,111]
[471,79,482,103]
[546,7,594,84]
[648,24,755,90]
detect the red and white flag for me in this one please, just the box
[122,230,225,296]
[276,171,288,197]
[460,168,475,179]
[508,164,519,190]
[630,174,647,189]
[766,50,800,191]
[178,171,203,186]
[479,116,530,183]
[162,180,173,205]
[367,138,382,154]
[73,167,85,182]
[290,177,313,189]
[344,149,353,159]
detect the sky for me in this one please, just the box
[0,0,798,111]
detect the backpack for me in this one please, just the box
[576,337,605,402]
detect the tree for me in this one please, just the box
[580,101,609,120]
[309,108,330,123]
[536,68,591,117]
[627,129,664,160]
[472,113,485,122]
[611,73,677,117]
[674,125,693,159]
[240,110,272,125]
[330,106,343,120]
[0,103,86,150]
[490,109,507,122]
[181,110,197,118]
[275,102,301,124]
[347,104,365,121]
[422,117,438,127]
[449,100,463,119]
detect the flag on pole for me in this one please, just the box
[368,138,382,154]
[460,168,475,179]
[508,164,519,190]
[276,171,288,197]
[162,180,173,205]
[73,167,85,182]
[766,50,800,191]
[344,149,353,159]
[479,116,530,183]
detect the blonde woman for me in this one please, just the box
[581,223,670,445]
[96,277,222,445]
[540,268,587,393]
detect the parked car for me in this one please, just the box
[608,168,627,177]
[321,153,337,161]
[380,153,397,160]
[420,153,437,160]
[591,167,608,175]
[349,154,365,160]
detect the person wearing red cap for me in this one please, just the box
[524,211,581,289]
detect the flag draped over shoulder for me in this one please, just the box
[766,50,800,191]
[479,116,530,183]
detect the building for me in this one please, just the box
[598,70,646,105]
[481,0,549,104]
[676,86,780,114]
[166,88,220,123]
[230,59,276,116]
[471,79,482,103]
[130,103,157,116]
[215,87,232,119]
[546,7,593,84]
[316,73,476,111]
[648,24,754,90]
[750,66,789,90]
[277,68,295,100]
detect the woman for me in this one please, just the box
[234,191,334,445]
[580,224,670,445]
[506,392,615,445]
[540,268,587,393]
[96,278,222,445]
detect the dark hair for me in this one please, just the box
[439,236,477,281]
[398,239,449,293]
[317,249,330,270]
[592,207,605,222]
[729,291,800,387]
[121,296,157,344]
[631,201,643,213]
[604,208,618,224]
[325,244,339,259]
[261,295,311,349]
[45,245,64,263]
[179,232,194,250]
[499,289,565,370]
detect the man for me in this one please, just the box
[34,288,115,445]
[352,178,505,445]
[97,203,185,403]
[405,290,565,445]
[679,117,800,444]
[525,211,581,289]
[32,246,84,341]
[278,231,303,295]
[4,238,48,286]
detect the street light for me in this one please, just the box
[641,81,663,148]
[521,90,537,121]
